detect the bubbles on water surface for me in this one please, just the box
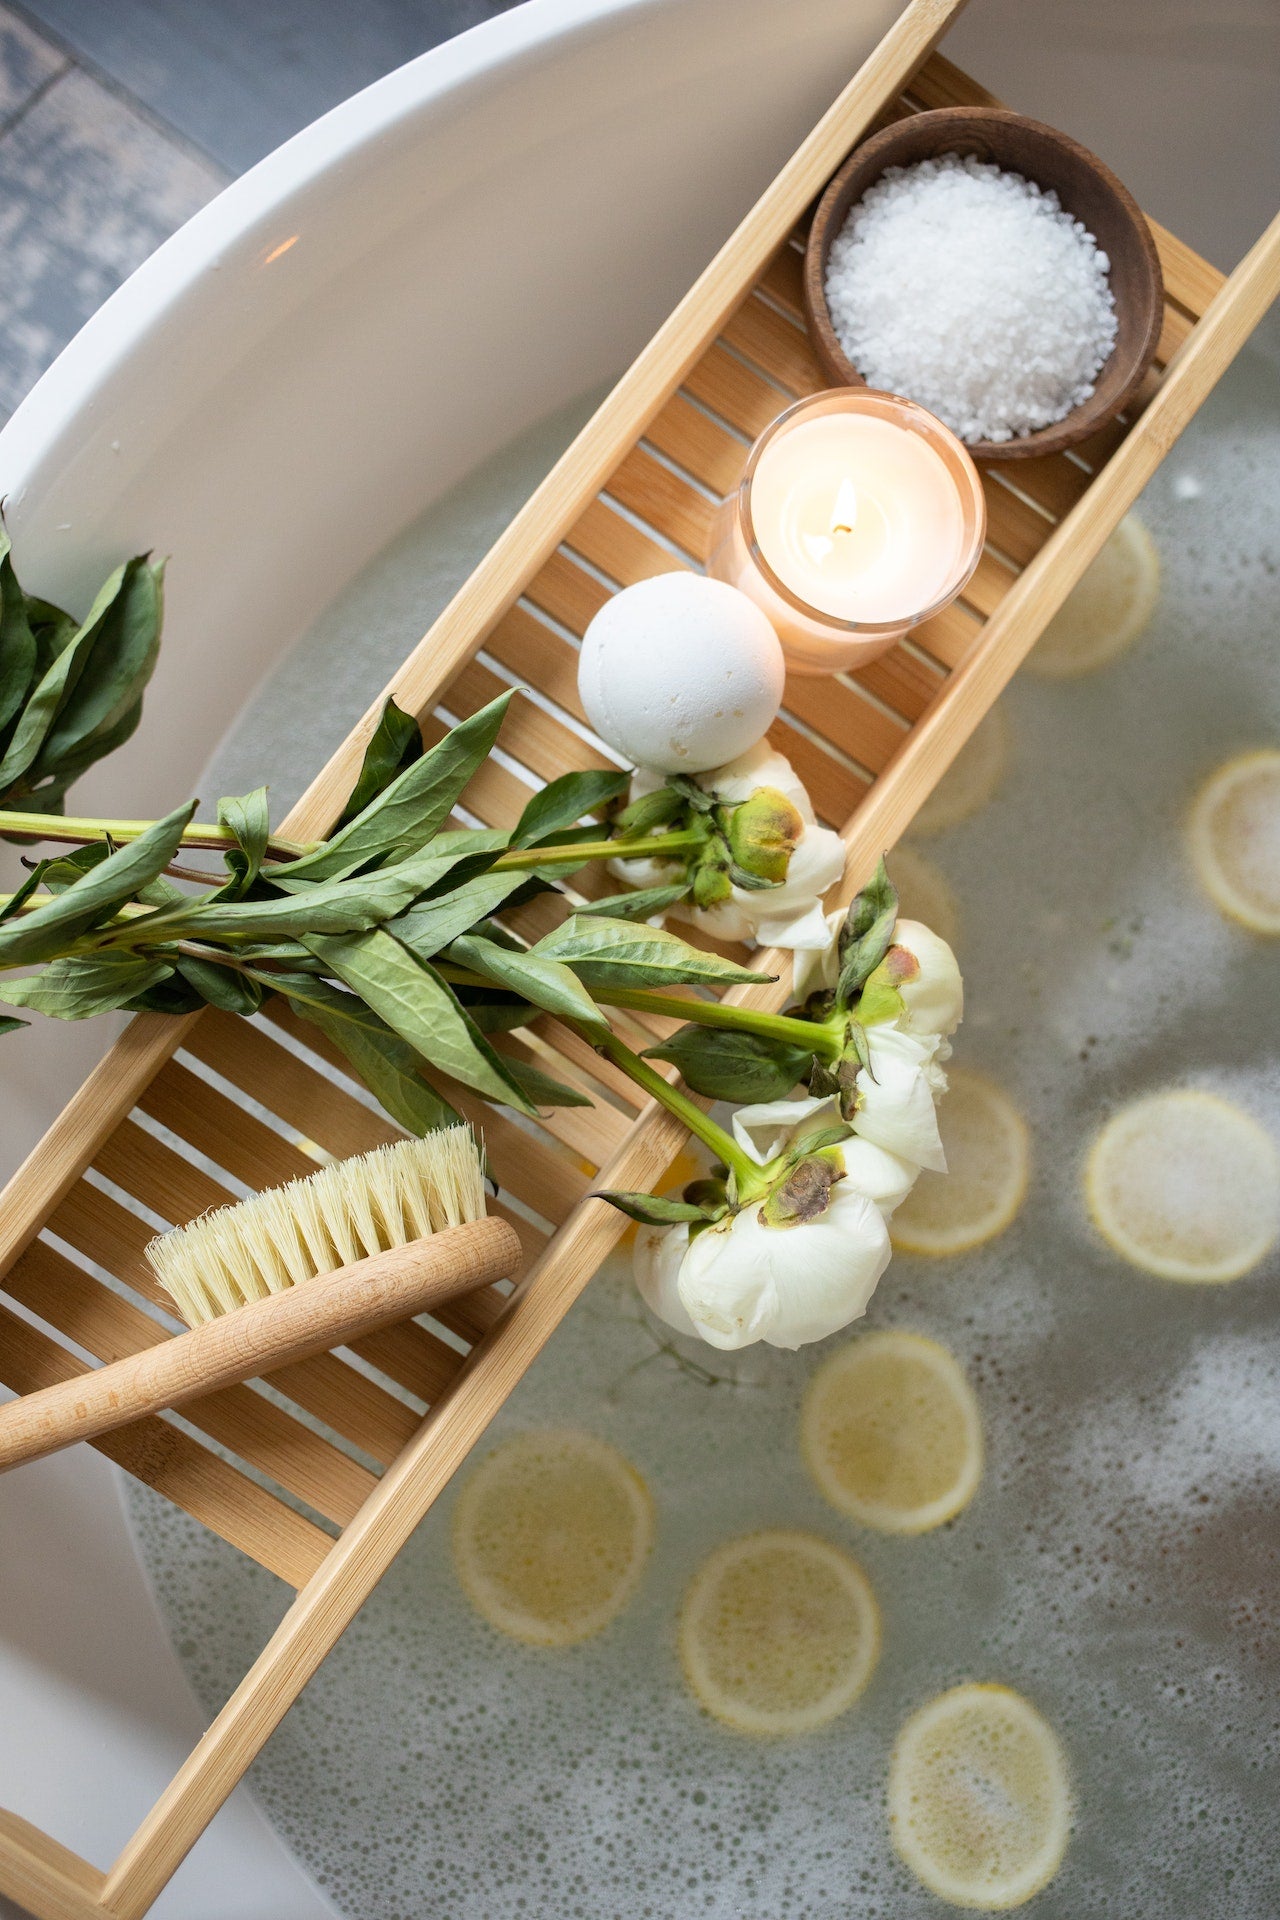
[129,337,1280,1916]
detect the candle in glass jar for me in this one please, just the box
[708,390,986,675]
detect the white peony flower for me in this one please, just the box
[632,1092,902,1352]
[677,1184,892,1351]
[610,742,845,952]
[792,910,963,1038]
[852,1024,949,1172]
[633,1221,699,1337]
[731,1093,918,1215]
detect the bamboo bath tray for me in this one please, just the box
[3,1,1279,1912]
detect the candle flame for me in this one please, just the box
[830,477,859,537]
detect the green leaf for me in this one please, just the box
[338,697,423,828]
[274,690,515,886]
[643,1024,812,1103]
[0,554,164,801]
[0,1012,27,1035]
[612,783,686,837]
[856,972,904,1028]
[0,950,173,1018]
[501,1053,593,1108]
[4,702,146,831]
[139,839,472,943]
[455,989,538,1034]
[304,928,537,1115]
[533,913,774,991]
[271,972,460,1137]
[0,862,51,923]
[511,767,629,849]
[577,883,690,921]
[785,1122,856,1159]
[174,955,264,1015]
[447,931,608,1038]
[25,595,78,676]
[389,867,531,962]
[0,802,196,966]
[592,1190,708,1226]
[668,774,717,815]
[217,787,270,891]
[835,857,898,1006]
[39,842,112,893]
[125,973,206,1015]
[0,535,38,743]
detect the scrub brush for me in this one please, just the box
[0,1126,520,1472]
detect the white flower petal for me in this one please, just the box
[790,906,845,1004]
[700,742,816,822]
[633,1222,698,1337]
[753,893,836,951]
[889,919,964,1037]
[607,852,684,895]
[853,1025,948,1172]
[841,1137,920,1215]
[680,896,758,944]
[732,1093,840,1167]
[678,1213,779,1349]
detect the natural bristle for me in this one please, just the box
[147,1126,488,1327]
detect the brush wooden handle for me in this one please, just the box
[0,1216,521,1473]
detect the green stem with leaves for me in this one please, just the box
[590,984,840,1059]
[581,1023,766,1198]
[489,830,700,872]
[0,808,310,859]
[0,808,695,875]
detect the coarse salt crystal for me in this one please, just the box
[823,152,1119,443]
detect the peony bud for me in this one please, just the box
[862,918,963,1038]
[727,785,804,883]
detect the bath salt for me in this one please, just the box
[824,153,1118,443]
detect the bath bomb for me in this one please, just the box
[577,573,785,773]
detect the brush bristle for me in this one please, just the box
[146,1126,488,1327]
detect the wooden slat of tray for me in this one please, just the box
[0,1300,329,1586]
[0,20,1248,1596]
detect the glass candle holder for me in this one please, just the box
[707,389,987,676]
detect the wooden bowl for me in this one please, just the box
[802,107,1164,462]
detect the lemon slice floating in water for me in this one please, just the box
[452,1428,654,1646]
[1025,513,1159,679]
[679,1531,879,1736]
[1187,748,1280,934]
[889,844,961,948]
[891,1068,1029,1256]
[909,705,1009,837]
[802,1331,983,1535]
[888,1682,1072,1909]
[1085,1088,1279,1283]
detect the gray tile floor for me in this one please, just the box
[0,0,522,423]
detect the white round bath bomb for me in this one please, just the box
[578,574,785,773]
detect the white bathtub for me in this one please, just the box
[0,1,1274,1913]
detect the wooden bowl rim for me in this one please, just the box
[801,106,1165,463]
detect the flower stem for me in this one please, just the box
[594,985,840,1059]
[434,960,827,1058]
[491,829,701,874]
[0,808,312,858]
[585,1024,764,1194]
